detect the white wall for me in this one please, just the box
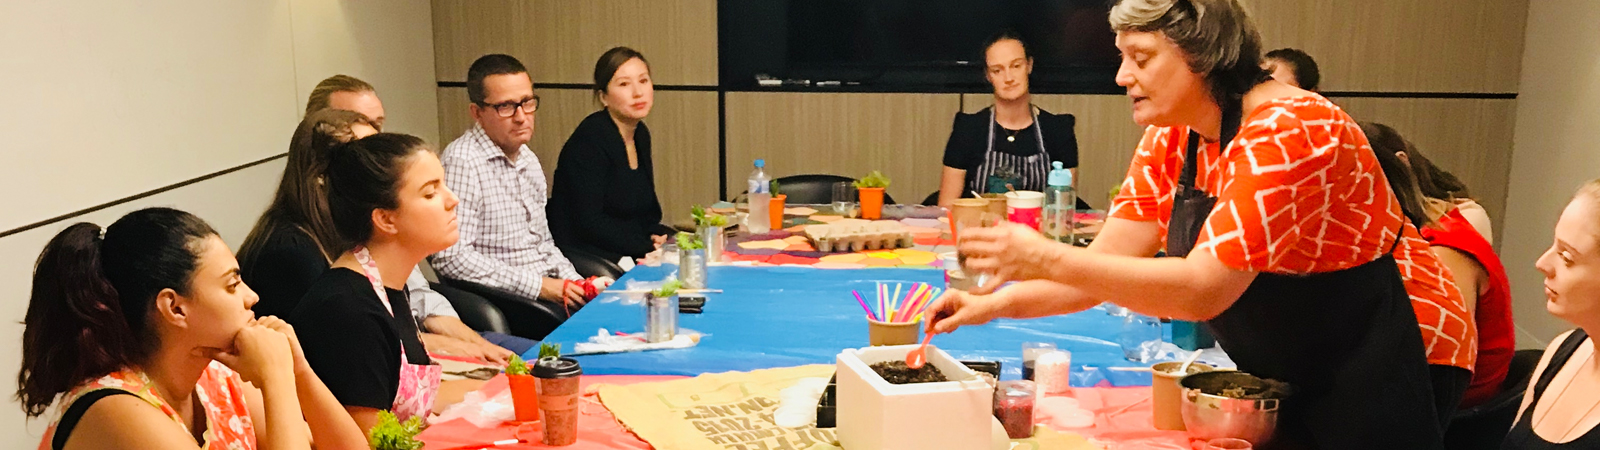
[0,0,436,444]
[1501,0,1600,349]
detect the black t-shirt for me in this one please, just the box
[288,268,431,410]
[942,107,1079,190]
[239,222,330,319]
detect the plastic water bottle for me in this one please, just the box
[746,159,771,234]
[1042,161,1077,244]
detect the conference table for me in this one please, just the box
[417,209,1211,449]
[530,263,1165,387]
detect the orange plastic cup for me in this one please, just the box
[769,194,788,230]
[507,373,540,422]
[859,187,885,219]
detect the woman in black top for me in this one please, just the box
[289,133,466,431]
[238,109,375,318]
[938,30,1079,208]
[550,47,675,262]
[1504,180,1600,448]
[240,109,520,363]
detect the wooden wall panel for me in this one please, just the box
[1336,98,1518,243]
[725,93,962,205]
[436,87,719,224]
[961,95,1147,208]
[431,0,717,85]
[1251,0,1528,93]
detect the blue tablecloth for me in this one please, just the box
[529,265,1162,386]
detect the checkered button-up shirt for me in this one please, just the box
[431,124,580,300]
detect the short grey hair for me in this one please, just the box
[1109,0,1267,103]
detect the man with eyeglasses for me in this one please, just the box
[433,54,591,322]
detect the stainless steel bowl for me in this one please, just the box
[1179,371,1285,446]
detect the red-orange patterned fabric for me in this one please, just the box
[1110,96,1476,370]
[38,361,256,450]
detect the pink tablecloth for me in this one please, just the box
[420,376,1196,450]
[418,374,685,450]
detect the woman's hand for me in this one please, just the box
[957,221,1062,293]
[199,323,295,388]
[252,316,309,373]
[923,290,1005,335]
[652,234,669,247]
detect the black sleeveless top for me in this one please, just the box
[1503,329,1600,449]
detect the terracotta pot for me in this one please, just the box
[859,187,885,219]
[769,194,788,230]
[507,373,540,422]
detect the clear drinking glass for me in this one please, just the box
[832,182,856,216]
[953,213,998,287]
[1119,313,1164,363]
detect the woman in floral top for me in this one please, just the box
[927,0,1470,448]
[17,208,365,450]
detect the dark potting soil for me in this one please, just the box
[870,361,948,384]
[1189,372,1290,399]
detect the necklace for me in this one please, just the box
[1004,127,1021,143]
[1532,349,1600,441]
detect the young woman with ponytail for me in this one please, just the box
[17,208,364,450]
[287,132,465,431]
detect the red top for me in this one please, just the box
[1422,208,1514,408]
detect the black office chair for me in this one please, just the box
[434,277,570,341]
[562,245,625,279]
[429,281,510,334]
[771,174,896,205]
[1443,349,1545,450]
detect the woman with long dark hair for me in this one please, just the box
[18,208,363,450]
[549,46,675,262]
[240,109,524,363]
[286,132,465,431]
[1366,122,1514,414]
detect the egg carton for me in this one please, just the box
[804,220,916,253]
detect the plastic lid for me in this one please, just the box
[534,356,583,378]
[1047,161,1072,187]
[754,159,766,168]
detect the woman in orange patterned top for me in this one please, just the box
[926,0,1470,448]
[17,208,365,450]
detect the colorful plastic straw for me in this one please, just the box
[854,290,879,321]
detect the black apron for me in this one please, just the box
[971,106,1050,195]
[1166,99,1443,450]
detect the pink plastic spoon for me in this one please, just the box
[905,333,935,369]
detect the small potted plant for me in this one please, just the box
[505,354,539,422]
[675,232,708,289]
[854,171,892,219]
[368,410,425,450]
[645,280,684,343]
[691,205,729,262]
[769,180,787,230]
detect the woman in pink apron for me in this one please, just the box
[287,132,461,431]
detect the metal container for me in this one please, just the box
[698,225,725,262]
[679,247,708,289]
[1179,371,1284,446]
[645,293,678,343]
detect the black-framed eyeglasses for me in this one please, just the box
[477,95,540,117]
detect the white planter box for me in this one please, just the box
[836,345,992,450]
